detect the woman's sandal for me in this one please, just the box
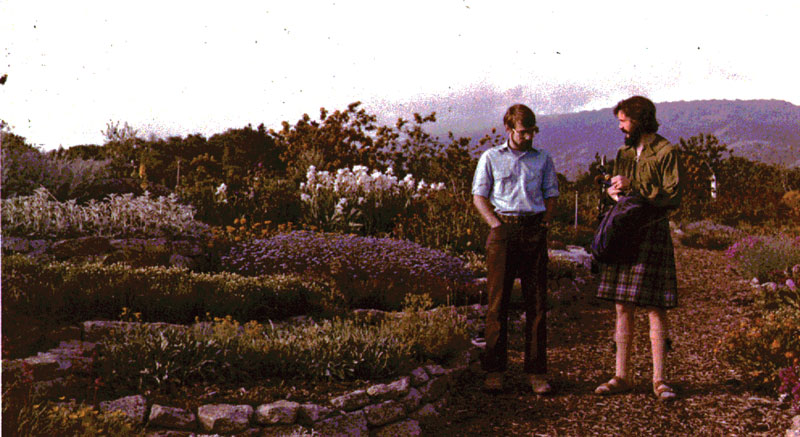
[653,380,676,401]
[594,376,631,395]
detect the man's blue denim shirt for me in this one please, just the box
[471,142,560,215]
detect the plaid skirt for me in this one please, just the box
[596,216,678,309]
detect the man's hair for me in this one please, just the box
[613,96,659,133]
[503,104,537,129]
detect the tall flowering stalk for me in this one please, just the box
[299,165,445,235]
[1,187,207,238]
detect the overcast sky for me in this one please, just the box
[1,0,798,150]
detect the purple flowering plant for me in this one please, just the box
[726,234,800,283]
[779,363,800,412]
[222,230,475,310]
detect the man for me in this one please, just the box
[472,104,559,394]
[593,96,682,401]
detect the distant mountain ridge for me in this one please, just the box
[450,99,800,179]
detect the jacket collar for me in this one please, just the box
[622,134,664,160]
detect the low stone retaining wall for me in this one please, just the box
[3,319,481,436]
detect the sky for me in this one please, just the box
[1,0,798,150]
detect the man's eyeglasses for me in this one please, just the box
[512,127,539,137]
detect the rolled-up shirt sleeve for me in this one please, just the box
[472,152,493,198]
[542,155,560,199]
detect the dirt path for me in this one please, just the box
[427,246,795,436]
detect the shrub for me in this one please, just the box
[393,294,471,362]
[726,234,800,282]
[1,255,327,331]
[1,188,208,239]
[221,231,474,309]
[391,190,488,255]
[678,220,742,250]
[96,303,470,392]
[718,307,800,388]
[1,139,49,198]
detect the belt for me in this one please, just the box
[497,213,543,225]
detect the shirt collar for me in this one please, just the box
[501,140,539,155]
[621,134,660,158]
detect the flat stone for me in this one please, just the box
[148,404,196,430]
[372,419,422,437]
[144,431,194,437]
[363,400,406,427]
[330,389,369,411]
[168,254,196,270]
[367,376,410,400]
[2,236,31,253]
[49,236,112,260]
[197,404,253,434]
[419,376,450,403]
[255,400,300,425]
[171,240,203,257]
[409,403,440,426]
[424,364,447,377]
[410,367,430,386]
[31,376,90,399]
[99,395,148,425]
[297,403,333,425]
[258,424,310,437]
[400,387,422,412]
[314,410,368,437]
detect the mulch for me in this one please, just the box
[425,244,796,436]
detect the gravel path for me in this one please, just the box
[427,245,795,436]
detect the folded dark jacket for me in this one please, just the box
[591,193,660,264]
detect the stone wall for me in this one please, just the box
[2,319,481,436]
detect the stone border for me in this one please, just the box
[3,319,481,436]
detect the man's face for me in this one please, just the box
[507,121,536,151]
[617,111,641,147]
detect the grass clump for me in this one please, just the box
[96,295,470,395]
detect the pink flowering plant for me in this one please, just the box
[779,363,800,412]
[726,234,800,283]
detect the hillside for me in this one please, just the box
[448,99,800,179]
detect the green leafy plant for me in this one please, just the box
[96,304,470,392]
[1,255,328,346]
[717,307,800,388]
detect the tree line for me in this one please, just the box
[2,104,799,230]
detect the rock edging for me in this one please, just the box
[3,319,481,436]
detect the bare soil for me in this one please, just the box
[424,245,796,436]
